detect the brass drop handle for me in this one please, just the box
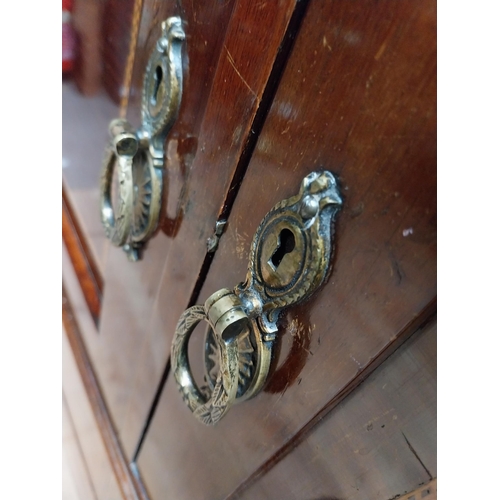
[171,171,343,425]
[171,291,242,425]
[100,119,138,247]
[99,17,185,261]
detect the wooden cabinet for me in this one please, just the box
[63,1,436,498]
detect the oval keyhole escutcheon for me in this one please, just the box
[141,16,184,138]
[259,220,305,290]
[151,65,163,106]
[171,171,342,424]
[269,228,295,270]
[148,63,166,117]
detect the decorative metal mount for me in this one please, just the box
[100,17,185,261]
[171,171,343,425]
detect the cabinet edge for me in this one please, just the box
[62,187,103,327]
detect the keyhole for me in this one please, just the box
[269,228,295,270]
[151,65,163,106]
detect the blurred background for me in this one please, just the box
[63,1,132,497]
[62,0,134,277]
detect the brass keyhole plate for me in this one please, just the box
[259,217,306,290]
[237,170,343,333]
[141,17,185,139]
[147,62,169,118]
[151,65,163,107]
[172,171,342,424]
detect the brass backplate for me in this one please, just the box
[100,17,185,261]
[171,171,342,425]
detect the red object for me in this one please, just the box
[62,0,75,73]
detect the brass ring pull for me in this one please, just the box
[172,289,274,425]
[100,120,138,247]
[99,17,185,260]
[171,172,343,424]
[171,293,240,425]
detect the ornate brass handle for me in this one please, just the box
[171,171,343,425]
[100,120,137,247]
[100,17,185,261]
[171,294,240,425]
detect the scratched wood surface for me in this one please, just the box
[92,0,305,461]
[116,0,304,461]
[239,319,436,500]
[87,0,237,461]
[137,0,436,498]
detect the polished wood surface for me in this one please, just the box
[239,319,436,500]
[93,0,237,459]
[63,0,436,496]
[107,0,303,458]
[137,0,436,498]
[64,0,306,465]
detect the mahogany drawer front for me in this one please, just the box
[137,319,436,500]
[82,0,305,460]
[84,0,237,459]
[136,0,436,498]
[239,319,437,500]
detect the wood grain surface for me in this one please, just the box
[93,0,303,461]
[238,319,436,500]
[137,1,436,498]
[91,0,239,459]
